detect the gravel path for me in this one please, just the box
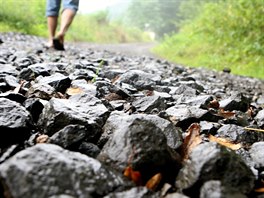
[71,41,159,58]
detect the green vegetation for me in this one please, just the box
[124,0,182,38]
[153,0,264,79]
[0,0,149,43]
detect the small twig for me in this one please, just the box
[244,127,264,133]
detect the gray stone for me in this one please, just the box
[38,94,110,137]
[26,83,60,100]
[200,180,247,198]
[98,112,181,184]
[0,98,32,149]
[132,95,167,113]
[249,142,264,169]
[219,93,250,112]
[0,144,132,198]
[183,95,214,109]
[166,105,221,130]
[0,64,18,76]
[98,111,183,150]
[36,73,71,93]
[176,142,254,197]
[48,125,87,149]
[255,109,264,127]
[103,186,159,198]
[115,69,160,90]
[216,124,264,144]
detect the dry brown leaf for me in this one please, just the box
[208,99,220,109]
[218,108,236,119]
[145,173,162,191]
[66,87,84,96]
[104,93,123,101]
[13,80,25,93]
[123,166,142,185]
[144,90,154,96]
[255,188,264,193]
[180,123,202,160]
[111,75,120,84]
[36,135,49,144]
[244,127,264,133]
[209,134,242,150]
[246,107,254,118]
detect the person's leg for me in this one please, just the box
[46,0,61,47]
[56,0,79,44]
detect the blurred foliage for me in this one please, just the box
[0,0,149,43]
[154,0,264,79]
[124,0,182,38]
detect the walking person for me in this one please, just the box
[46,0,79,50]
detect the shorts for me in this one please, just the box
[46,0,79,17]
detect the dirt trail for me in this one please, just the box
[70,42,160,58]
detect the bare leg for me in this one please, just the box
[56,9,76,44]
[47,16,58,47]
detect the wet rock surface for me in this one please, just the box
[0,32,264,198]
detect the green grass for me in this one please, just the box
[154,0,264,79]
[0,0,149,43]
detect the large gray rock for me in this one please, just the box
[219,93,250,112]
[176,142,254,197]
[38,94,110,137]
[0,98,33,149]
[98,112,182,185]
[0,144,132,198]
[48,125,87,149]
[166,105,221,130]
[98,111,183,150]
[35,73,71,93]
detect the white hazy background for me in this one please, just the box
[79,0,123,14]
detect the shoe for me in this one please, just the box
[53,38,64,51]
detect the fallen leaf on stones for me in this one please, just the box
[255,188,264,193]
[246,107,254,118]
[208,99,220,109]
[145,173,162,191]
[123,147,142,185]
[144,90,154,96]
[111,75,120,84]
[218,108,235,118]
[36,135,49,144]
[123,166,142,185]
[244,127,264,133]
[209,134,242,150]
[66,87,84,96]
[13,80,25,93]
[180,123,202,160]
[104,93,123,101]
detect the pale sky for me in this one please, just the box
[79,0,123,13]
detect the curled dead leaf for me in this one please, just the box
[13,80,25,94]
[123,166,142,185]
[208,134,242,150]
[218,108,236,119]
[145,173,162,191]
[208,99,220,109]
[36,134,49,144]
[180,123,202,160]
[66,87,84,96]
[255,188,264,193]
